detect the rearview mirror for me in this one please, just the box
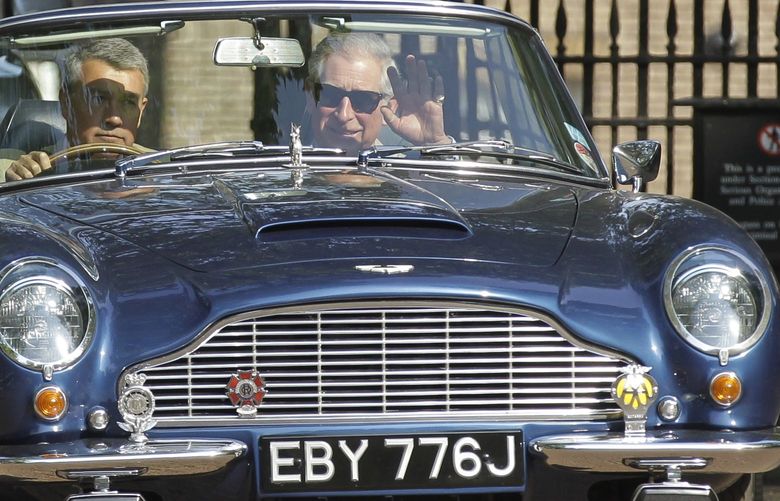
[213,37,305,68]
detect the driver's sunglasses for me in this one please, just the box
[314,83,384,114]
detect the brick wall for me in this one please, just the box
[160,20,255,148]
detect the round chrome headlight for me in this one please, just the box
[664,247,771,356]
[0,259,94,370]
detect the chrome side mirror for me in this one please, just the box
[613,140,661,192]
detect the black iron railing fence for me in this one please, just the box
[475,0,780,195]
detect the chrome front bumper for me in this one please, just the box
[531,428,780,474]
[5,429,779,484]
[0,438,246,482]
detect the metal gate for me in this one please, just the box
[479,0,780,196]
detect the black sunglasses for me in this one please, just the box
[314,83,384,114]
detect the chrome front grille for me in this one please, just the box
[136,304,626,424]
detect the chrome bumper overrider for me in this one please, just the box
[531,428,780,473]
[0,439,246,482]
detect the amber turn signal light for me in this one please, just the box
[34,386,67,421]
[710,372,742,407]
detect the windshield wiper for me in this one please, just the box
[116,141,271,176]
[115,141,343,177]
[357,139,583,175]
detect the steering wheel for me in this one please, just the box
[49,142,148,162]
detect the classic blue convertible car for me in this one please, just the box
[1,1,779,500]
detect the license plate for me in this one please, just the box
[260,431,523,493]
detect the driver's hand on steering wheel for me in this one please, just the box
[5,151,52,181]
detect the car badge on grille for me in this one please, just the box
[226,370,267,417]
[611,364,659,438]
[355,264,415,275]
[118,373,157,443]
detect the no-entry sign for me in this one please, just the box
[757,123,780,156]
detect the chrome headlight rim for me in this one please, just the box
[663,245,772,357]
[0,257,95,371]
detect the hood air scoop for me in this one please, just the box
[249,200,472,242]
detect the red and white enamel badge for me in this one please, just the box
[226,370,267,417]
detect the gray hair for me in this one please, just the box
[63,38,149,95]
[308,32,395,96]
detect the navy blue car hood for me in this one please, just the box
[19,169,578,271]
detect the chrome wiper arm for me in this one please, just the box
[115,141,344,178]
[422,141,582,175]
[115,141,273,177]
[357,144,415,167]
[358,140,582,175]
[424,139,551,158]
[169,142,288,161]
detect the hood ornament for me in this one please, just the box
[226,370,267,417]
[611,364,659,438]
[284,123,307,189]
[118,373,157,443]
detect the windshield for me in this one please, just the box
[0,9,606,182]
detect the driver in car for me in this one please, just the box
[307,32,451,154]
[1,38,149,181]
